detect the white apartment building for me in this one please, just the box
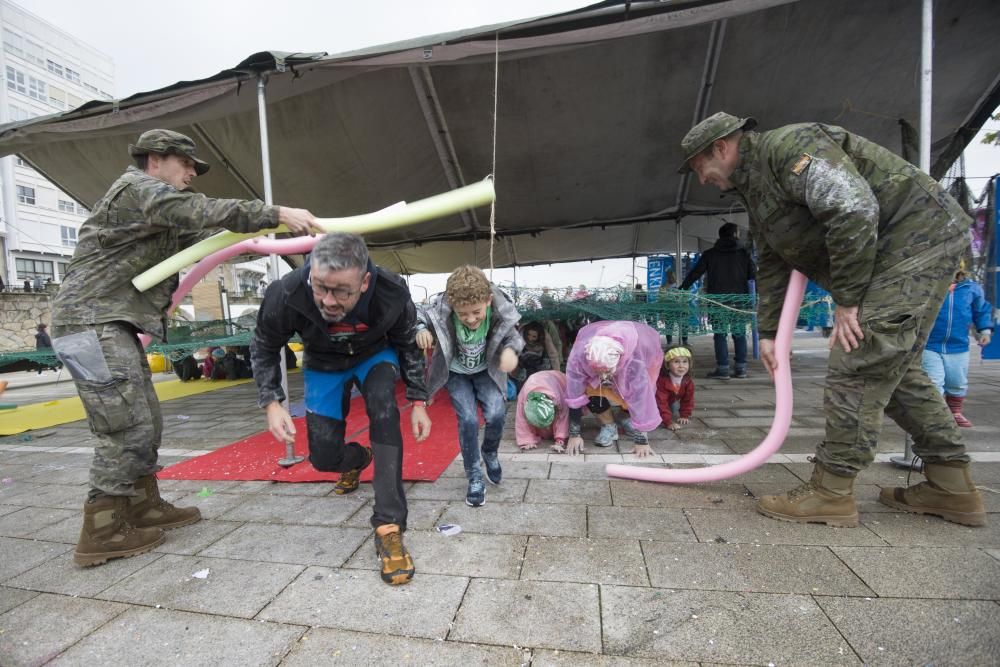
[0,0,114,289]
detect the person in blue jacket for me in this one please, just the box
[922,269,994,427]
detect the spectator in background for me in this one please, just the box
[680,222,756,379]
[922,268,994,428]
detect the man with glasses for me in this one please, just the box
[251,232,432,585]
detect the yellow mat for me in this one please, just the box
[0,377,255,436]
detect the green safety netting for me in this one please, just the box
[0,288,833,371]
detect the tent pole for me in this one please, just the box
[258,73,299,467]
[919,0,932,174]
[675,219,683,286]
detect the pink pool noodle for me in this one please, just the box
[605,270,808,483]
[139,234,327,348]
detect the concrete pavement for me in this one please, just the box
[1,330,998,665]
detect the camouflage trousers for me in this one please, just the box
[51,321,162,495]
[818,235,970,476]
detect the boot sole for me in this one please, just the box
[74,532,166,567]
[878,494,986,527]
[756,505,859,528]
[135,511,202,531]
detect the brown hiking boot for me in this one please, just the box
[374,523,415,585]
[74,495,165,567]
[335,446,373,495]
[129,474,201,530]
[879,461,986,526]
[757,464,858,527]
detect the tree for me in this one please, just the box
[983,113,1000,146]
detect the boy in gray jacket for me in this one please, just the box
[416,265,523,506]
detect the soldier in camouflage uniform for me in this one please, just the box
[679,112,985,528]
[51,129,324,566]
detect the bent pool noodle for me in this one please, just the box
[606,270,807,484]
[132,178,495,293]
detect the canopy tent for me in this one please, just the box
[0,0,997,275]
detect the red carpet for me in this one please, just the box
[159,383,460,483]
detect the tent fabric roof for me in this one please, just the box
[1,0,998,275]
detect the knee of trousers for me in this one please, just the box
[305,412,351,472]
[362,363,403,448]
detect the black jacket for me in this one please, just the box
[679,237,756,294]
[250,262,428,408]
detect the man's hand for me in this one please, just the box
[278,206,325,236]
[978,330,993,347]
[829,304,864,353]
[759,338,778,380]
[499,347,518,373]
[415,329,435,350]
[565,436,584,456]
[411,405,432,441]
[265,401,296,445]
[629,443,654,458]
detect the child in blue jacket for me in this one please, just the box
[922,269,994,427]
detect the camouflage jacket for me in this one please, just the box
[729,124,970,337]
[51,166,279,340]
[250,263,428,407]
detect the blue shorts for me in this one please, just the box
[303,347,399,420]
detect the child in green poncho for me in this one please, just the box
[416,265,524,507]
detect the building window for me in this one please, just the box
[16,185,35,205]
[3,29,23,58]
[46,59,63,77]
[49,85,66,109]
[60,226,77,247]
[6,66,25,95]
[9,104,31,121]
[58,262,69,279]
[15,258,54,281]
[27,76,46,101]
[15,157,28,168]
[58,199,75,213]
[76,204,89,215]
[64,67,80,84]
[24,39,44,67]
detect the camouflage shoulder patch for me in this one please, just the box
[791,154,812,175]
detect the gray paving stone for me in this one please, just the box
[200,523,369,567]
[154,520,247,556]
[28,513,81,543]
[258,480,340,496]
[5,551,163,597]
[702,417,775,428]
[218,494,366,526]
[644,542,873,595]
[0,502,23,517]
[531,649,696,666]
[831,546,1000,599]
[526,479,612,505]
[344,498,447,530]
[0,593,127,667]
[345,529,527,579]
[438,502,586,537]
[98,553,304,618]
[35,466,91,485]
[601,586,858,664]
[0,586,36,614]
[0,482,83,509]
[0,507,77,538]
[987,548,1000,562]
[610,480,755,510]
[588,506,696,542]
[407,476,528,503]
[686,508,887,546]
[862,512,1000,547]
[0,536,70,582]
[494,460,553,479]
[450,578,601,653]
[521,536,647,586]
[258,566,467,639]
[550,461,624,480]
[169,490,249,519]
[816,596,1000,665]
[282,627,527,666]
[51,606,305,666]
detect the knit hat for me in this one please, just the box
[664,347,692,363]
[524,392,556,428]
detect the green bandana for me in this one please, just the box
[453,306,491,345]
[525,391,556,428]
[451,306,491,373]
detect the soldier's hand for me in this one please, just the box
[265,401,296,445]
[410,405,432,442]
[829,304,864,353]
[278,207,325,236]
[759,338,778,380]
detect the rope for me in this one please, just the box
[488,31,499,278]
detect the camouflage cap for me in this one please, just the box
[128,129,210,175]
[678,112,757,173]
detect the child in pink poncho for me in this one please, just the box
[564,320,663,457]
[515,370,570,452]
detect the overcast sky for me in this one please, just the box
[23,0,1000,294]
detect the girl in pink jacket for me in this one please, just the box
[515,370,570,452]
